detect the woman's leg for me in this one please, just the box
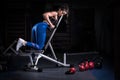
[26,42,42,50]
[36,27,46,49]
[26,22,48,50]
[16,22,48,51]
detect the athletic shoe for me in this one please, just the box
[16,38,25,51]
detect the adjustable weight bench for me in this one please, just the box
[17,15,70,71]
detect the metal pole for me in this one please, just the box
[39,53,70,67]
[44,15,63,50]
[49,42,57,60]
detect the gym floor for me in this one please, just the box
[0,52,115,80]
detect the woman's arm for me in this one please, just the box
[43,11,58,28]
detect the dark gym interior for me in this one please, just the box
[0,0,119,80]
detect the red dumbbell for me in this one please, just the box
[88,61,95,69]
[84,61,89,70]
[65,65,76,74]
[79,62,85,71]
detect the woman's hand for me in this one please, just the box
[50,24,55,29]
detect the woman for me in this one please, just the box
[16,4,69,51]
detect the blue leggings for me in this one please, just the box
[26,22,48,50]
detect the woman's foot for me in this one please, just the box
[16,38,26,51]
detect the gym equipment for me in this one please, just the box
[79,62,85,71]
[88,61,94,69]
[65,65,76,74]
[94,60,102,69]
[78,61,89,71]
[93,56,103,69]
[78,56,102,71]
[3,15,70,71]
[84,61,89,70]
[2,40,20,55]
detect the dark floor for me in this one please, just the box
[0,52,115,80]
